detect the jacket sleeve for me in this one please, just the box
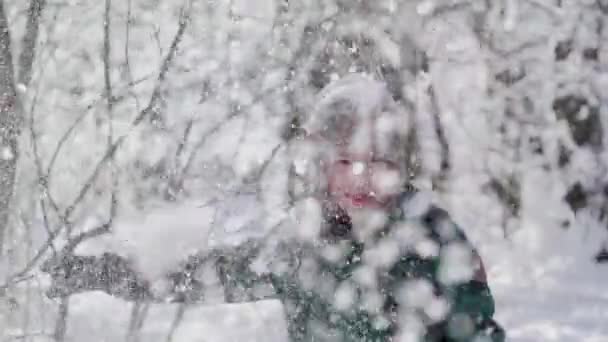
[41,252,152,301]
[422,207,506,342]
[443,280,505,342]
[41,239,280,304]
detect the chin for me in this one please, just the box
[339,199,385,211]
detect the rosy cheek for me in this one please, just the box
[327,169,346,193]
[327,165,355,193]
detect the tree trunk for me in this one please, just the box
[0,0,20,255]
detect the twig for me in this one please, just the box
[101,0,118,247]
[103,0,113,137]
[166,303,187,342]
[428,86,450,189]
[24,39,62,257]
[253,143,284,197]
[0,223,64,290]
[174,119,194,165]
[171,112,240,192]
[45,109,91,184]
[25,45,59,256]
[124,0,141,112]
[126,301,150,342]
[0,174,117,289]
[62,220,112,254]
[45,74,153,185]
[174,82,288,191]
[62,180,117,254]
[39,199,57,256]
[64,9,190,220]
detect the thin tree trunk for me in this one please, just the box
[0,0,20,256]
[53,296,69,342]
[18,0,45,86]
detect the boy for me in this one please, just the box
[43,74,505,341]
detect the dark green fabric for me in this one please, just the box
[258,200,506,342]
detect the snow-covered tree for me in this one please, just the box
[1,0,607,341]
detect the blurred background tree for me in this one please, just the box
[0,0,607,340]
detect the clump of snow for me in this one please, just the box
[293,197,323,242]
[1,146,14,161]
[372,165,402,197]
[352,161,365,175]
[415,238,440,258]
[393,311,426,342]
[416,0,436,16]
[425,296,449,323]
[437,242,474,285]
[333,280,357,311]
[352,264,377,288]
[396,278,434,309]
[363,238,401,268]
[75,193,270,283]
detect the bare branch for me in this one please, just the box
[126,301,150,342]
[45,73,153,184]
[103,0,113,120]
[64,10,190,219]
[45,109,90,184]
[0,223,63,289]
[174,119,194,166]
[171,112,240,193]
[124,0,141,112]
[18,0,46,86]
[63,221,112,254]
[52,296,69,342]
[428,86,450,190]
[174,81,289,193]
[24,41,64,246]
[102,0,118,246]
[166,303,187,342]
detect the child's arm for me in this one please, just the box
[41,239,280,303]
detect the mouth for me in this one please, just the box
[346,193,378,207]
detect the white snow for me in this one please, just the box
[1,146,14,161]
[333,281,357,311]
[74,192,272,284]
[487,216,608,342]
[4,1,608,340]
[352,161,365,175]
[64,293,289,342]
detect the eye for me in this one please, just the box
[337,159,351,165]
[371,159,399,170]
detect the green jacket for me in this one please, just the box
[42,191,505,342]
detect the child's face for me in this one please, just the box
[321,116,404,213]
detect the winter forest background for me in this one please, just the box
[0,0,608,341]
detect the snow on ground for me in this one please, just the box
[65,294,289,342]
[487,218,608,342]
